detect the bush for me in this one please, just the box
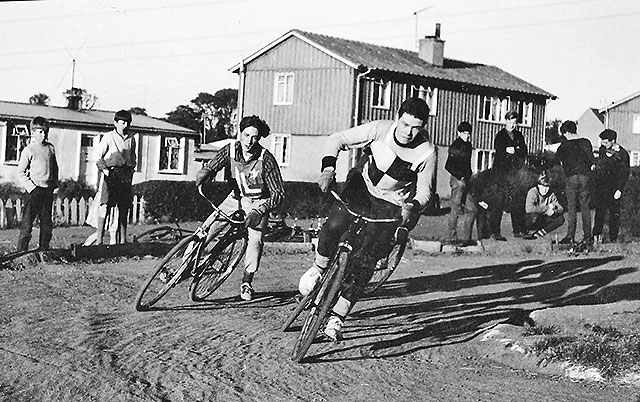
[619,166,640,239]
[56,179,96,200]
[0,182,22,200]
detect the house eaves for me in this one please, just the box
[0,100,198,138]
[598,90,640,113]
[230,29,555,100]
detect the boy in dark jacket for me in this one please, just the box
[555,120,595,245]
[445,121,476,241]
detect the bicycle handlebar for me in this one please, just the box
[329,190,399,224]
[197,185,245,225]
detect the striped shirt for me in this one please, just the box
[202,141,285,216]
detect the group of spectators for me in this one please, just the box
[446,113,631,248]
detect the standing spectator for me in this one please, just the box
[94,110,137,245]
[489,110,528,240]
[592,129,630,243]
[524,172,564,238]
[445,121,476,241]
[555,120,595,245]
[16,116,59,251]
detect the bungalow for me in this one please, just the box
[577,90,640,166]
[230,26,555,197]
[0,91,199,188]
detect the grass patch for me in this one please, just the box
[531,323,640,378]
[523,324,559,336]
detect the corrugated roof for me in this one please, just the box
[231,29,555,99]
[0,100,197,136]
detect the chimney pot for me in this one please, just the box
[418,24,445,67]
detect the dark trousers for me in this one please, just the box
[17,187,54,251]
[526,212,565,234]
[447,176,477,240]
[565,174,591,240]
[316,171,399,303]
[593,197,621,241]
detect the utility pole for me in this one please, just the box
[413,5,434,49]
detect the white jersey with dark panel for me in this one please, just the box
[323,120,437,208]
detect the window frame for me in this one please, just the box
[158,135,185,173]
[478,95,533,127]
[272,133,291,167]
[633,114,640,134]
[3,122,30,164]
[473,149,495,173]
[630,150,640,167]
[408,84,438,116]
[371,79,391,109]
[273,72,294,105]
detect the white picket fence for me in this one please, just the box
[0,195,146,229]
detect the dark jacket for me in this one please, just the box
[591,144,630,207]
[445,137,473,181]
[493,128,527,171]
[556,137,595,176]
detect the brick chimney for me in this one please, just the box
[418,23,445,67]
[66,87,83,110]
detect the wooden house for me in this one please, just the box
[230,27,555,196]
[0,96,199,188]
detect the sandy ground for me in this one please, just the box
[1,231,639,401]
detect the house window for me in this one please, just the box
[630,151,640,167]
[474,149,495,173]
[478,96,533,126]
[408,85,438,116]
[272,133,291,166]
[4,122,30,163]
[633,114,640,134]
[273,72,294,105]
[159,136,184,172]
[371,79,391,109]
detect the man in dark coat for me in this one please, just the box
[488,110,528,240]
[445,121,476,241]
[592,129,630,243]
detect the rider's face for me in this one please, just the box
[395,113,425,145]
[239,125,260,153]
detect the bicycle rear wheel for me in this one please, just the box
[363,240,407,296]
[133,226,175,243]
[189,228,248,302]
[135,234,201,311]
[292,248,349,363]
[281,291,313,332]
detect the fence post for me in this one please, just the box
[139,196,145,224]
[0,199,5,229]
[131,195,138,224]
[15,198,23,222]
[54,198,63,225]
[6,199,14,228]
[70,198,78,225]
[63,198,70,225]
[79,197,87,226]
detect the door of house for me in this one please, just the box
[79,134,99,188]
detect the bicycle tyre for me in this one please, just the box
[363,240,407,296]
[135,234,201,311]
[133,226,175,243]
[281,291,314,332]
[291,248,349,363]
[189,228,248,302]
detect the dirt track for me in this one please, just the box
[1,246,639,401]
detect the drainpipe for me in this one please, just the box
[353,65,371,127]
[237,57,246,134]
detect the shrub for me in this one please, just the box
[56,179,96,200]
[619,166,640,239]
[0,182,22,200]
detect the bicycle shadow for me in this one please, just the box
[305,255,638,363]
[143,290,298,311]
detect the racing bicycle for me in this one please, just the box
[283,190,404,362]
[135,185,248,311]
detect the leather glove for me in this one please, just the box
[614,190,622,200]
[244,209,263,229]
[318,169,336,193]
[195,169,211,187]
[401,201,420,226]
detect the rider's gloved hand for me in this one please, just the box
[244,209,263,229]
[401,200,420,227]
[318,168,336,193]
[195,169,211,187]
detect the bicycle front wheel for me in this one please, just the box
[189,229,248,302]
[292,248,349,363]
[135,234,201,311]
[363,240,407,296]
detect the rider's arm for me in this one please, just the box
[412,148,438,209]
[321,121,388,170]
[253,151,285,217]
[196,143,231,183]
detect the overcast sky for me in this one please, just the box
[2,0,639,121]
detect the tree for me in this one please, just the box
[165,89,237,143]
[129,107,148,116]
[545,119,563,144]
[29,93,50,106]
[63,88,99,110]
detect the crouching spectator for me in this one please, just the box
[524,172,564,239]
